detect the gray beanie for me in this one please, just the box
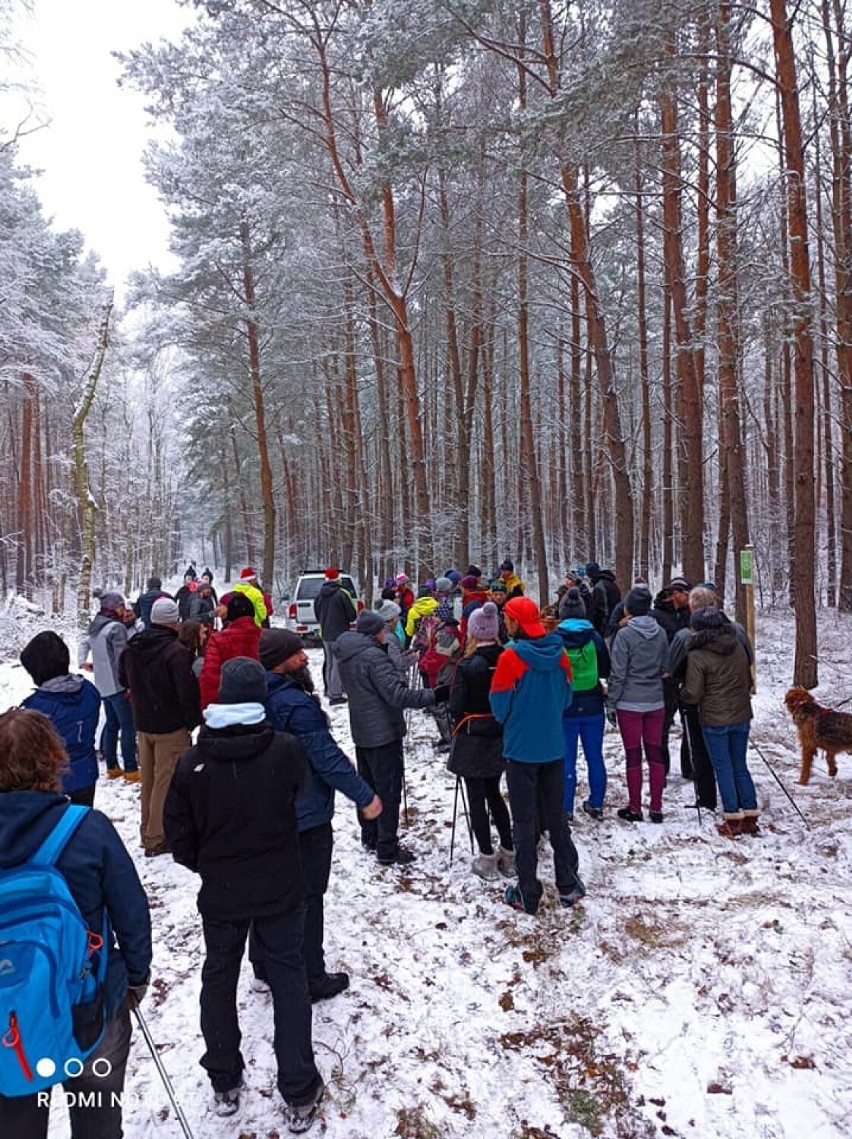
[150,597,180,625]
[435,576,453,594]
[624,585,652,617]
[467,601,499,641]
[100,591,125,612]
[374,599,401,624]
[218,657,267,704]
[560,587,587,621]
[356,609,385,636]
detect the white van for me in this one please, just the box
[285,571,361,639]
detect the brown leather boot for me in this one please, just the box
[716,816,743,838]
[740,814,760,835]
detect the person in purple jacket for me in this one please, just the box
[21,631,101,806]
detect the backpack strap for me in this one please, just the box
[31,805,89,867]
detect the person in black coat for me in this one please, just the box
[651,578,693,779]
[163,658,324,1128]
[133,577,171,629]
[314,568,357,705]
[447,602,514,880]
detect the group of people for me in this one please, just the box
[0,554,762,1136]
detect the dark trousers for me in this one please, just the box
[69,784,96,807]
[250,824,334,988]
[0,1008,131,1139]
[465,775,513,854]
[200,910,320,1106]
[505,758,580,914]
[356,741,404,860]
[682,704,718,809]
[101,692,138,772]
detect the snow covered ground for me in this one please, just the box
[2,607,851,1139]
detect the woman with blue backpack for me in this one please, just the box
[0,708,151,1139]
[556,587,611,820]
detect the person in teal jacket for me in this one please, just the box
[489,597,585,916]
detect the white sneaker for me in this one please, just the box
[471,852,499,880]
[251,975,271,994]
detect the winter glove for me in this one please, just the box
[432,684,451,705]
[606,709,618,728]
[126,972,150,1009]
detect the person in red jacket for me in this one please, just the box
[199,594,262,709]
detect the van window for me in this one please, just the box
[296,578,324,600]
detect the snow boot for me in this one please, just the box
[716,816,743,838]
[471,852,499,880]
[213,1080,244,1117]
[284,1080,325,1134]
[497,847,516,878]
[740,813,761,835]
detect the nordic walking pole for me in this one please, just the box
[132,1004,196,1139]
[450,776,460,865]
[748,739,811,829]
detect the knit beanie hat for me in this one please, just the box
[218,657,267,704]
[435,576,452,594]
[259,629,304,670]
[375,599,401,623]
[227,593,256,621]
[460,574,479,591]
[624,585,652,617]
[357,609,385,636]
[467,601,499,641]
[394,573,409,587]
[100,591,125,612]
[151,597,180,625]
[690,606,728,633]
[560,587,587,621]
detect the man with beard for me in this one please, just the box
[256,629,382,1002]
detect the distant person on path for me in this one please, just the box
[21,631,102,806]
[490,596,584,915]
[174,569,198,622]
[134,576,171,629]
[120,597,201,857]
[0,708,152,1139]
[256,629,381,1002]
[607,585,669,823]
[78,590,138,781]
[314,568,357,705]
[164,658,325,1129]
[336,610,445,866]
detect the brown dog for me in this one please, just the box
[784,687,852,784]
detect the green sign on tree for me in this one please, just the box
[739,548,753,586]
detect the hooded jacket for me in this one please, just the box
[120,625,201,733]
[335,630,436,747]
[405,594,439,639]
[448,643,505,779]
[680,626,753,726]
[314,580,357,642]
[77,612,128,697]
[198,616,262,709]
[589,570,621,635]
[607,616,668,712]
[0,792,151,1016]
[489,633,573,763]
[556,619,611,717]
[264,671,375,831]
[22,676,101,794]
[163,722,309,919]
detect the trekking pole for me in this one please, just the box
[748,739,811,830]
[449,775,474,865]
[402,764,408,828]
[132,1004,196,1139]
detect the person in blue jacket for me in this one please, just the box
[556,588,612,820]
[21,631,102,806]
[0,707,152,1139]
[256,629,382,1003]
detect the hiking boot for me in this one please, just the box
[582,801,603,820]
[377,846,415,866]
[284,1080,325,1134]
[617,807,643,822]
[328,696,348,706]
[497,847,516,878]
[649,810,664,824]
[213,1080,244,1116]
[106,767,123,779]
[123,770,141,784]
[471,852,499,880]
[504,885,537,915]
[309,972,349,1003]
[559,880,587,907]
[717,817,743,838]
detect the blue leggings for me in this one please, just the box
[562,713,606,812]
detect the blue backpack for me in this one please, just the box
[0,805,109,1096]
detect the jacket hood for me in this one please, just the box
[125,624,178,661]
[318,580,342,599]
[596,569,616,584]
[557,619,594,649]
[0,790,69,868]
[689,627,738,655]
[335,629,386,665]
[86,612,117,637]
[196,722,276,763]
[510,632,568,671]
[37,675,85,697]
[626,615,665,641]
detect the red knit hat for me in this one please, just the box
[504,596,546,638]
[325,567,340,580]
[240,567,258,581]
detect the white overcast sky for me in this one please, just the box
[8,0,192,298]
